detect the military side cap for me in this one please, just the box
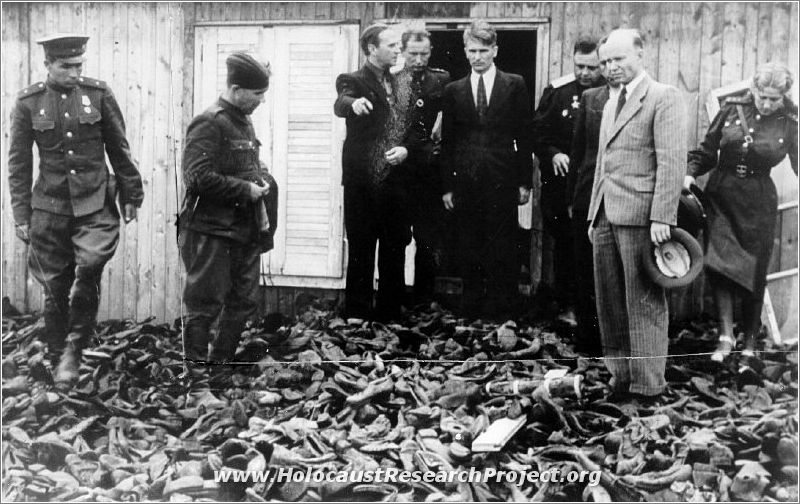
[37,33,89,62]
[226,52,270,90]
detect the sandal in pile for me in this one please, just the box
[710,335,734,362]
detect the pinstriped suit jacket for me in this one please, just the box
[587,74,687,227]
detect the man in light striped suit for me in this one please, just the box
[587,29,686,404]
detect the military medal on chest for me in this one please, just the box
[82,95,92,113]
[571,94,580,109]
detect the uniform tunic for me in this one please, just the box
[179,97,278,362]
[394,66,451,299]
[531,74,604,305]
[688,94,798,296]
[7,77,143,342]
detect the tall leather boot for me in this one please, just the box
[42,297,69,364]
[208,318,244,364]
[56,294,96,388]
[55,332,85,388]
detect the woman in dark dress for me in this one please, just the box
[685,62,798,361]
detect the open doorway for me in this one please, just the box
[426,26,539,289]
[427,28,538,107]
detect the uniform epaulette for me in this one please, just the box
[18,82,46,98]
[429,67,448,74]
[550,73,576,89]
[788,110,798,123]
[77,76,106,89]
[724,94,751,105]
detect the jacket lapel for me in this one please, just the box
[487,70,509,116]
[360,65,388,103]
[457,76,478,118]
[605,74,650,147]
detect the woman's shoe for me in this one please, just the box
[741,333,757,358]
[711,335,734,362]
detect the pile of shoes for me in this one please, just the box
[1,301,797,501]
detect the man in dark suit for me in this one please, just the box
[440,20,533,319]
[587,29,686,404]
[532,36,604,326]
[568,37,619,356]
[334,24,410,321]
[394,29,451,304]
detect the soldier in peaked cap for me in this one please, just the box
[7,33,144,388]
[178,52,278,380]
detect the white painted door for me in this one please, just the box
[194,24,359,288]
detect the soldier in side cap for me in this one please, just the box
[7,34,144,388]
[178,52,278,380]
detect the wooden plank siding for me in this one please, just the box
[1,2,798,322]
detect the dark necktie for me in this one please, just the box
[382,73,394,103]
[615,86,627,120]
[477,75,488,122]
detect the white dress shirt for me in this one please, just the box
[608,71,647,119]
[470,64,497,107]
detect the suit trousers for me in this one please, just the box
[571,206,600,351]
[180,229,260,362]
[592,209,668,396]
[344,180,410,320]
[409,180,446,302]
[456,182,519,318]
[28,205,120,348]
[541,174,575,305]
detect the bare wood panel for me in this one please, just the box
[1,3,30,313]
[469,3,489,18]
[697,2,724,154]
[790,3,799,74]
[681,3,703,150]
[560,2,580,77]
[721,2,745,85]
[486,2,504,18]
[756,2,774,68]
[547,1,565,83]
[165,2,185,324]
[770,2,791,65]
[779,208,799,272]
[741,2,760,79]
[597,1,620,34]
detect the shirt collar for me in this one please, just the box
[622,71,646,96]
[46,78,77,93]
[366,60,388,81]
[471,64,496,84]
[218,97,249,123]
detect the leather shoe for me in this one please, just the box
[628,392,663,409]
[54,337,83,389]
[606,389,631,403]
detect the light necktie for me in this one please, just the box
[477,75,488,122]
[615,86,627,120]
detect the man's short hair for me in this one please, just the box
[463,20,497,46]
[360,23,391,56]
[609,28,645,49]
[401,29,431,50]
[573,35,599,55]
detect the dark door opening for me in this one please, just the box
[428,28,538,108]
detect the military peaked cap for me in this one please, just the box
[37,33,89,62]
